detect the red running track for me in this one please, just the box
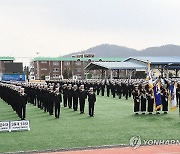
[40,145,180,154]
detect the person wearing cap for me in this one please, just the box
[79,85,87,114]
[161,84,168,114]
[117,82,122,99]
[96,81,101,96]
[19,88,27,120]
[147,87,154,114]
[72,85,79,111]
[106,81,111,97]
[54,88,62,118]
[111,82,116,98]
[140,84,147,114]
[48,86,55,115]
[132,85,140,115]
[88,87,96,117]
[62,84,68,107]
[67,84,73,109]
[176,83,180,107]
[101,81,105,96]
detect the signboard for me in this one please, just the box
[2,74,26,82]
[0,121,10,132]
[10,120,30,132]
[0,120,30,132]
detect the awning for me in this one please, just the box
[85,62,147,70]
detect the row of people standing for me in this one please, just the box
[23,82,97,118]
[0,82,27,120]
[133,80,180,114]
[62,84,96,116]
[47,79,140,100]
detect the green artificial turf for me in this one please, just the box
[0,95,180,153]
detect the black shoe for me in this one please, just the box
[156,112,160,114]
[149,113,152,114]
[142,113,145,115]
[135,113,139,115]
[164,112,168,114]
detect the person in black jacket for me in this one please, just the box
[88,87,96,117]
[20,88,27,120]
[111,82,116,98]
[147,88,154,114]
[176,83,180,107]
[79,85,87,114]
[117,82,122,99]
[106,81,111,97]
[67,84,73,109]
[62,84,68,107]
[101,81,105,96]
[140,84,147,114]
[132,85,140,114]
[72,85,79,111]
[48,86,54,115]
[96,81,101,95]
[161,84,168,114]
[54,88,62,118]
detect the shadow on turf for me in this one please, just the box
[129,113,171,122]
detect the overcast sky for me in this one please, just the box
[0,0,180,60]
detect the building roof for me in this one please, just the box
[33,57,124,62]
[85,62,147,70]
[0,57,15,61]
[124,56,180,64]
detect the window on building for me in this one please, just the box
[53,68,59,72]
[41,61,47,64]
[53,62,59,66]
[64,61,70,66]
[53,74,59,79]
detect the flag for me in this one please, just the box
[146,61,153,88]
[169,83,177,111]
[154,82,162,110]
[148,70,153,89]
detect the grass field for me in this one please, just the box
[0,95,180,153]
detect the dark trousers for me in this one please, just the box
[89,102,95,116]
[73,98,78,111]
[37,98,41,108]
[68,97,72,108]
[97,90,100,95]
[55,103,60,118]
[141,98,146,112]
[49,101,54,115]
[107,89,110,97]
[112,92,115,98]
[101,90,104,96]
[80,100,85,113]
[148,99,154,112]
[44,100,48,112]
[134,99,140,112]
[119,92,122,99]
[63,96,67,107]
[20,104,26,120]
[177,95,180,106]
[34,96,37,106]
[125,92,128,100]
